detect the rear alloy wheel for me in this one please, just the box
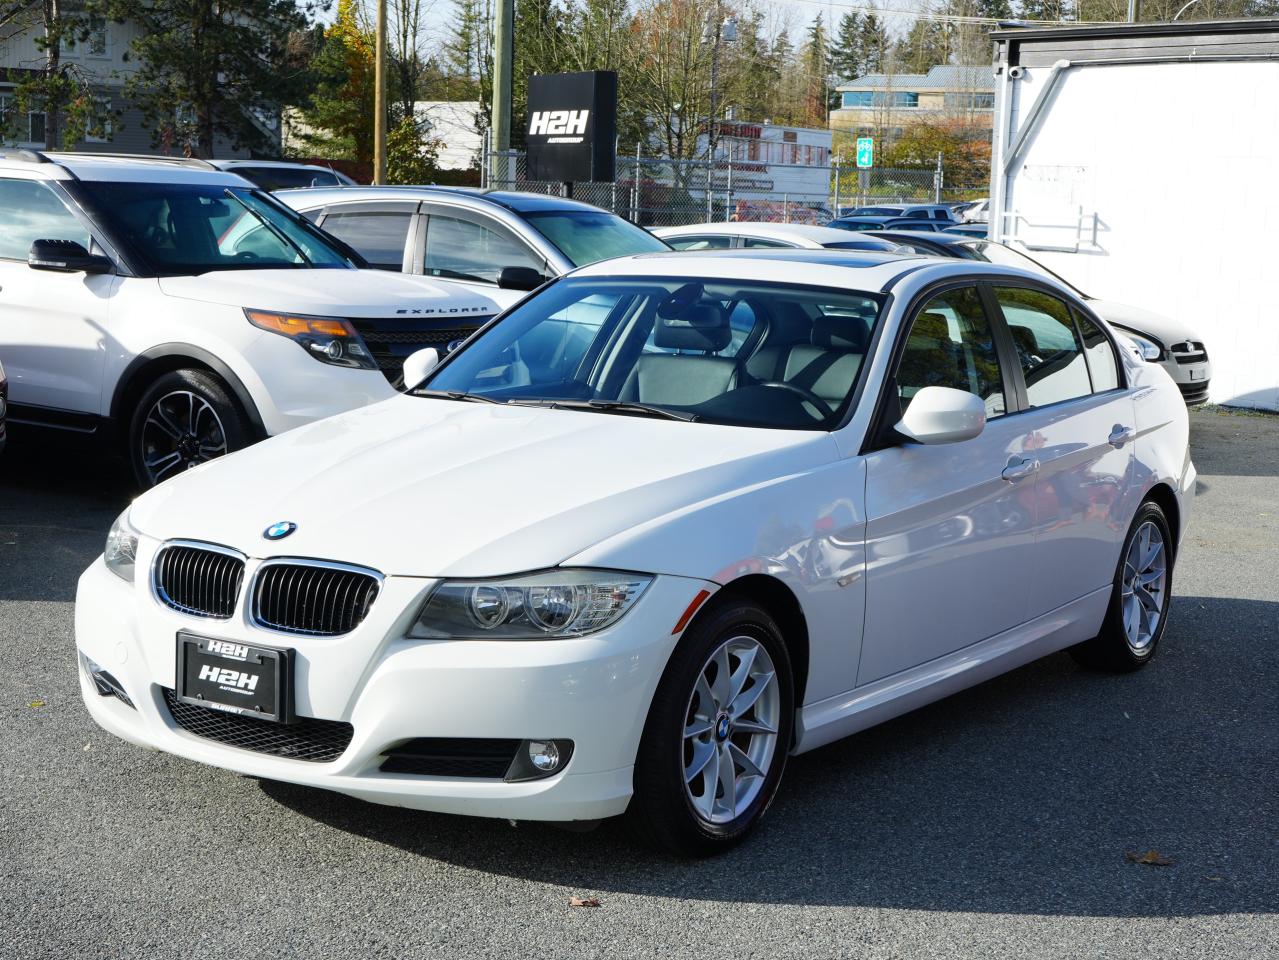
[128,369,255,488]
[631,600,794,856]
[1071,500,1174,671]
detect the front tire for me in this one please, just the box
[1070,500,1174,672]
[128,369,256,489]
[630,599,794,857]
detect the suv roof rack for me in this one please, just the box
[45,151,219,170]
[0,147,52,163]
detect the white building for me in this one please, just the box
[989,18,1279,411]
[414,101,482,171]
[692,122,833,220]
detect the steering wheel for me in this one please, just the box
[235,250,261,261]
[758,381,834,418]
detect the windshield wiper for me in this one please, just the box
[222,189,314,266]
[510,398,698,422]
[412,388,504,404]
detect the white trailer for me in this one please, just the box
[989,19,1279,411]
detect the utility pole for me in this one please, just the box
[492,0,514,185]
[373,0,387,184]
[1126,0,1142,21]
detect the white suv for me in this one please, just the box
[0,150,500,486]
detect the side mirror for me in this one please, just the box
[401,347,440,390]
[895,386,986,444]
[29,239,113,275]
[497,266,546,292]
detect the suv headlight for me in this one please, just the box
[409,569,653,640]
[246,308,376,370]
[1123,331,1165,362]
[104,509,140,583]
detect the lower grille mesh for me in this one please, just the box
[162,688,353,763]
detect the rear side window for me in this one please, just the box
[320,210,411,270]
[0,178,91,260]
[1075,311,1120,392]
[897,286,1007,418]
[994,286,1091,408]
[741,237,793,249]
[666,235,733,251]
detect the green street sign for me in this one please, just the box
[856,137,874,169]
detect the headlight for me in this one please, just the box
[1124,332,1165,362]
[245,308,376,370]
[408,569,653,640]
[104,509,140,583]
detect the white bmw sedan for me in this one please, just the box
[76,250,1194,856]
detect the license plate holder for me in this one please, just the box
[176,631,293,723]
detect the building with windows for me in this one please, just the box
[829,64,995,141]
[0,13,271,156]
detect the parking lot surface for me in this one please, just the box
[1,408,1275,960]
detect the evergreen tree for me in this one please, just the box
[799,15,831,124]
[111,0,317,156]
[830,11,863,84]
[295,0,375,163]
[857,12,889,74]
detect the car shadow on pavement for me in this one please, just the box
[0,430,132,601]
[261,593,1278,918]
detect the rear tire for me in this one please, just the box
[629,599,794,857]
[128,369,256,489]
[1070,500,1174,672]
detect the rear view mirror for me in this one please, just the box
[896,386,986,444]
[29,239,113,275]
[497,266,546,292]
[401,347,440,390]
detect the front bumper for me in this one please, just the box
[75,557,713,821]
[1159,354,1211,406]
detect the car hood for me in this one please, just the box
[157,269,502,320]
[1089,299,1200,346]
[129,399,834,577]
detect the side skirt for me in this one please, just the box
[794,586,1111,755]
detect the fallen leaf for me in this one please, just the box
[29,700,45,709]
[1126,850,1173,867]
[569,897,601,908]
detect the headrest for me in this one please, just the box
[811,315,869,352]
[653,302,731,352]
[912,311,951,342]
[1009,326,1039,352]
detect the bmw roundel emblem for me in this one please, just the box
[264,521,297,541]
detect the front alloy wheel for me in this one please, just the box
[631,599,794,856]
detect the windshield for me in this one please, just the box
[422,275,884,430]
[831,220,885,232]
[233,166,344,191]
[959,241,1088,298]
[72,181,357,276]
[522,210,668,266]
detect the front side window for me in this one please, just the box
[321,209,411,270]
[422,276,885,430]
[522,210,667,266]
[896,286,1006,418]
[70,181,355,276]
[423,211,543,284]
[0,178,91,261]
[994,286,1092,408]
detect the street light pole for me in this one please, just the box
[373,0,387,184]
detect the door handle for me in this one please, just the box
[1108,425,1135,449]
[1001,458,1039,483]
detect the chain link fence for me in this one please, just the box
[482,151,985,226]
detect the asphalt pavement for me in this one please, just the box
[1,407,1275,959]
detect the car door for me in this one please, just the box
[417,204,550,292]
[0,176,116,418]
[314,200,418,272]
[860,282,1037,685]
[987,283,1136,616]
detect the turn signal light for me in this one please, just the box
[245,309,376,370]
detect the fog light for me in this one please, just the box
[528,740,559,772]
[504,738,574,782]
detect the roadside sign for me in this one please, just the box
[856,137,874,169]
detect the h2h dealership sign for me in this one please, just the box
[525,70,617,183]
